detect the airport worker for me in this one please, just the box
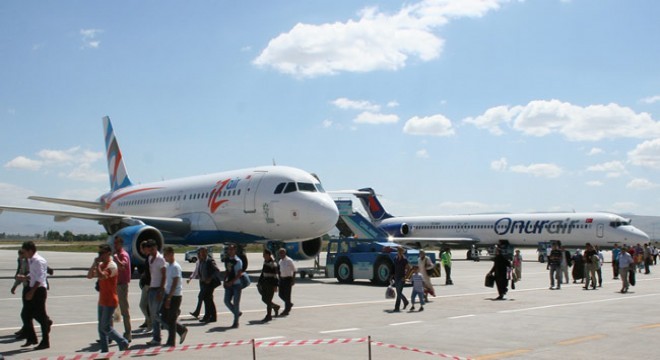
[441,247,453,285]
[392,247,410,312]
[16,241,52,350]
[198,246,220,323]
[611,243,621,280]
[488,245,511,300]
[145,240,166,346]
[278,247,297,316]
[137,242,152,331]
[409,266,425,311]
[572,249,584,283]
[548,243,562,290]
[512,249,523,282]
[187,255,203,319]
[417,250,436,299]
[223,244,244,328]
[12,249,29,340]
[112,236,132,342]
[618,248,634,293]
[258,249,281,322]
[583,243,598,290]
[87,244,130,353]
[162,247,188,346]
[560,246,572,284]
[596,246,604,286]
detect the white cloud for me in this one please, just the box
[586,180,603,187]
[627,178,658,190]
[332,98,380,112]
[386,101,399,108]
[640,95,660,104]
[628,139,660,169]
[322,119,333,128]
[80,28,103,49]
[509,163,563,178]
[253,0,502,77]
[354,111,399,124]
[403,114,454,136]
[415,149,430,158]
[587,147,603,156]
[464,100,660,141]
[5,156,43,171]
[586,161,626,177]
[490,157,508,172]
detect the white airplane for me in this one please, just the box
[354,188,650,260]
[0,117,339,265]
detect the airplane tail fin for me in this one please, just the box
[355,188,394,222]
[103,116,133,191]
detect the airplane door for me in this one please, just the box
[243,171,266,213]
[597,223,604,238]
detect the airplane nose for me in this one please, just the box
[309,195,339,234]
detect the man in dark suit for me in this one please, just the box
[198,247,220,323]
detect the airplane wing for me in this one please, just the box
[390,237,480,247]
[28,196,103,210]
[0,205,190,234]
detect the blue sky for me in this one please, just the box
[1,0,659,235]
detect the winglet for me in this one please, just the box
[103,116,133,191]
[354,187,394,222]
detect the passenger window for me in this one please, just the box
[297,182,317,192]
[284,182,297,193]
[274,183,286,194]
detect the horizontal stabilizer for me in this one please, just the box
[28,196,103,210]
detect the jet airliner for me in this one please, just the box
[0,117,339,264]
[354,188,649,259]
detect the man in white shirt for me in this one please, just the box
[162,247,188,346]
[17,241,52,350]
[145,240,166,346]
[278,248,296,316]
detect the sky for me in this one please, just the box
[1,0,659,235]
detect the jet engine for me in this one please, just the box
[268,237,323,261]
[380,223,411,237]
[108,225,164,265]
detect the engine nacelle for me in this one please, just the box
[107,225,164,266]
[270,238,323,261]
[380,223,411,237]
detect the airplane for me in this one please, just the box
[353,188,650,260]
[0,117,339,267]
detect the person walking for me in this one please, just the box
[512,249,523,282]
[197,247,220,323]
[560,246,572,284]
[488,246,511,300]
[277,248,296,316]
[392,247,409,312]
[187,255,203,319]
[548,243,562,290]
[162,247,188,346]
[17,241,52,350]
[643,243,652,274]
[12,249,29,340]
[87,244,130,353]
[618,248,634,293]
[137,242,151,332]
[112,236,132,342]
[223,244,244,328]
[417,250,436,300]
[611,243,621,280]
[441,247,453,285]
[409,266,425,312]
[145,240,166,346]
[572,250,585,283]
[583,243,598,290]
[257,249,281,322]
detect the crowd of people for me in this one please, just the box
[10,239,298,353]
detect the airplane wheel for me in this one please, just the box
[335,258,354,284]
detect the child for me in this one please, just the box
[409,266,425,312]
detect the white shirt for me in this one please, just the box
[28,252,48,288]
[165,261,183,296]
[149,252,166,288]
[278,256,296,277]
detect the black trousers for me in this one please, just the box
[495,275,508,297]
[259,283,278,316]
[201,282,217,321]
[278,277,293,310]
[22,287,50,344]
[162,295,185,345]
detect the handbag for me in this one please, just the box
[239,272,251,289]
[485,273,495,288]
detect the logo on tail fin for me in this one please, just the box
[356,188,393,222]
[103,117,133,192]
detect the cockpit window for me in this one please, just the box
[315,183,325,193]
[297,182,317,192]
[610,219,631,228]
[283,182,297,193]
[274,183,285,194]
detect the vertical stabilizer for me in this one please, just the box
[355,188,394,222]
[103,116,133,191]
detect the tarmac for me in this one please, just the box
[0,248,659,359]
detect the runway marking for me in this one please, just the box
[449,314,476,319]
[498,293,660,314]
[389,321,423,326]
[473,349,531,359]
[635,323,660,330]
[557,334,606,345]
[319,328,360,334]
[255,336,285,341]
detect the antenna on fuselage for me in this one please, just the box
[272,158,277,166]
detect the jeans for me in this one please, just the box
[549,264,561,287]
[147,288,163,342]
[98,305,128,352]
[394,278,408,310]
[224,284,242,322]
[411,289,424,306]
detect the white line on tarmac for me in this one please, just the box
[449,314,476,319]
[255,336,285,341]
[389,321,423,326]
[319,328,360,334]
[498,293,660,314]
